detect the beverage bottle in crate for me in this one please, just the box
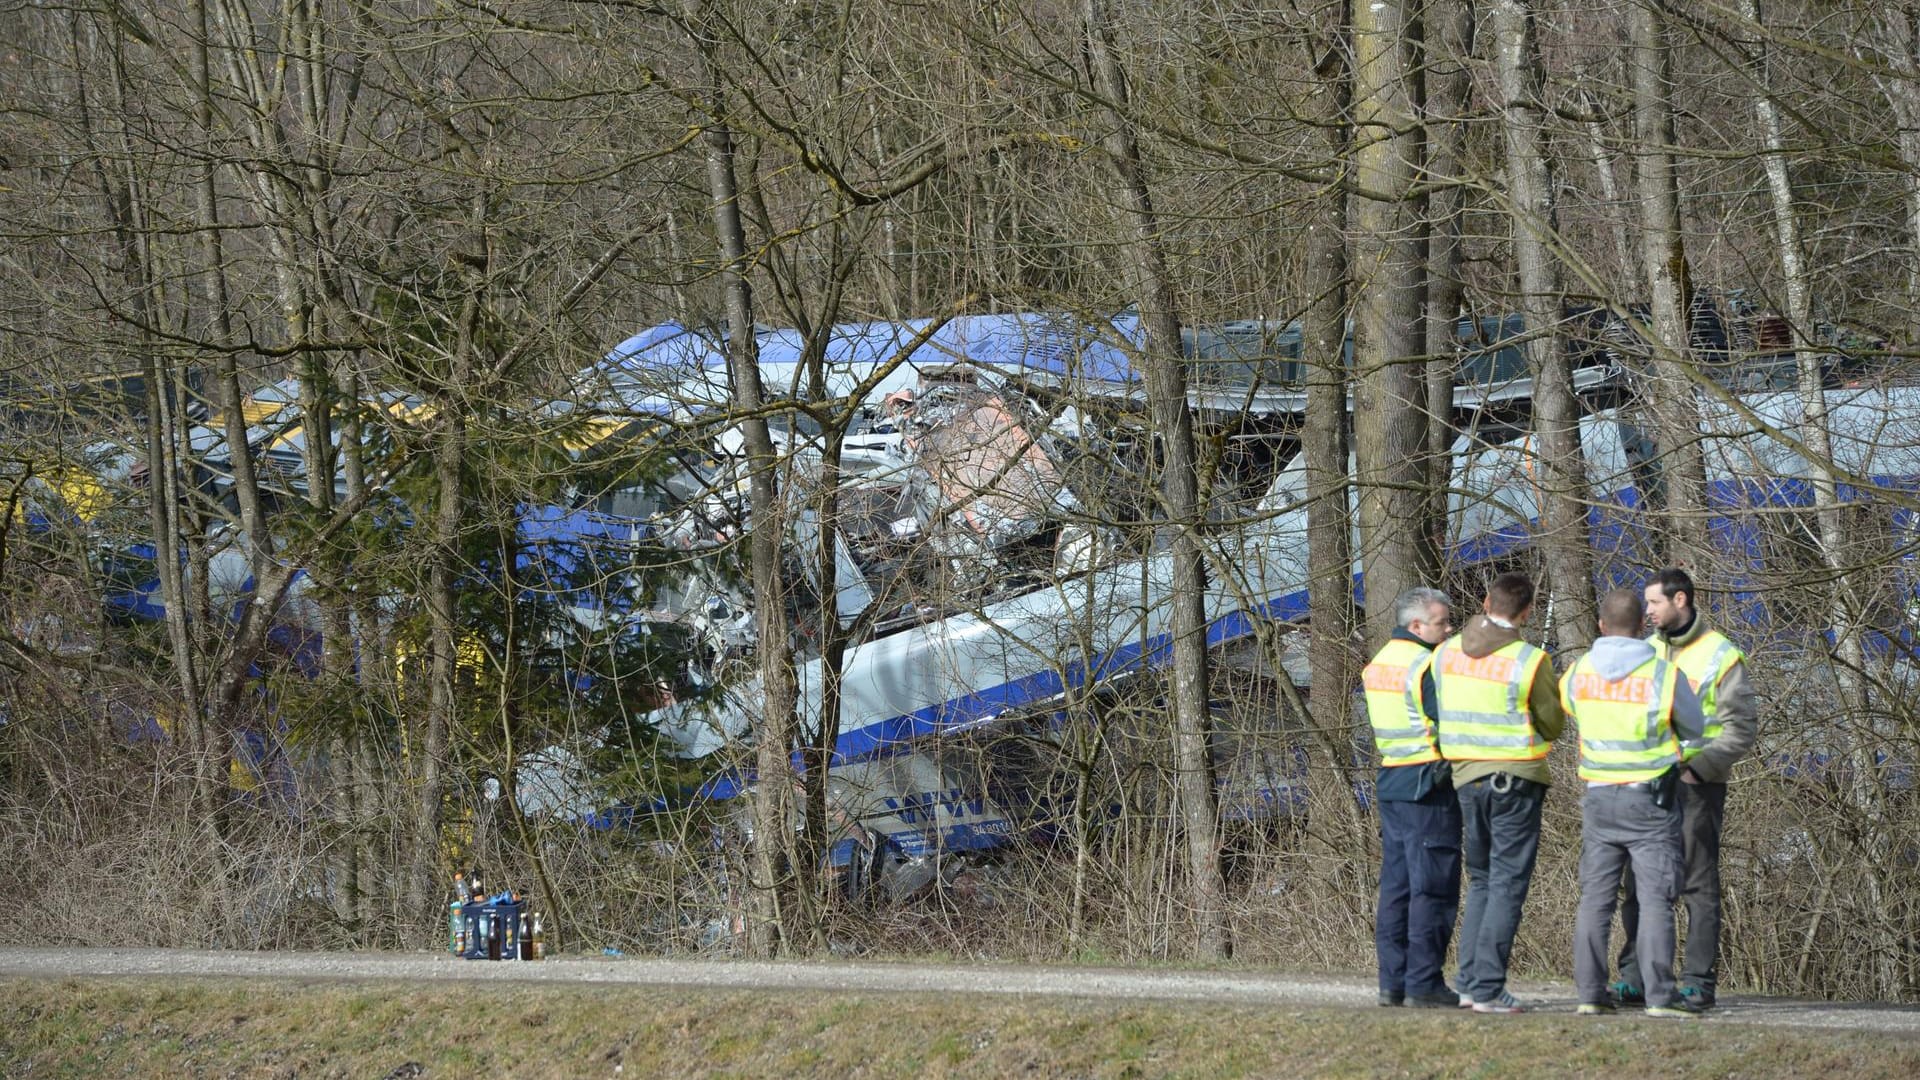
[449,872,466,955]
[519,912,531,960]
[487,908,503,961]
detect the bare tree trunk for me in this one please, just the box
[1302,8,1368,846]
[1494,0,1597,649]
[1867,6,1920,342]
[1746,0,1863,702]
[1750,0,1891,994]
[86,15,207,791]
[1421,0,1472,580]
[1351,0,1431,643]
[663,212,697,327]
[1629,0,1710,567]
[418,296,473,924]
[412,165,492,924]
[1084,0,1227,961]
[338,363,375,934]
[191,0,271,814]
[191,0,268,588]
[696,48,802,956]
[1576,75,1640,294]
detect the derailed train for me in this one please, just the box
[10,304,1915,898]
[554,310,1920,897]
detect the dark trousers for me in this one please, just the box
[1376,791,1464,997]
[1620,779,1728,995]
[1457,774,1545,1003]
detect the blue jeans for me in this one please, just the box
[1456,774,1545,1003]
[1376,790,1464,997]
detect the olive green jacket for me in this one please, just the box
[1444,614,1566,789]
[1656,614,1757,783]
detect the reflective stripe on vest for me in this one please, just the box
[1652,628,1744,760]
[1364,638,1438,766]
[1432,636,1550,762]
[1562,654,1681,783]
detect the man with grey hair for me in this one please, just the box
[1364,586,1461,1008]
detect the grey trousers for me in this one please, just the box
[1576,783,1684,1008]
[1620,779,1727,995]
[1456,775,1545,1003]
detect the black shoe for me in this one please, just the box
[1609,980,1646,1006]
[1378,991,1404,1007]
[1407,991,1459,1009]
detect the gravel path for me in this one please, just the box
[3,947,1917,1037]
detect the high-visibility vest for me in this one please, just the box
[1651,627,1744,760]
[1363,638,1439,767]
[1561,653,1682,784]
[1433,636,1551,762]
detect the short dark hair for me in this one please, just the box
[1598,587,1646,636]
[1648,567,1695,609]
[1486,572,1535,619]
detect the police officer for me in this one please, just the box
[1614,568,1757,1010]
[1365,587,1461,1008]
[1564,588,1706,1018]
[1433,572,1564,1013]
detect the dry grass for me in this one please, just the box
[4,977,1918,1079]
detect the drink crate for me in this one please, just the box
[460,899,524,960]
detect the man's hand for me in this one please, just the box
[1681,765,1699,785]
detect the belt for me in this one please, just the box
[1469,772,1538,794]
[1586,780,1649,789]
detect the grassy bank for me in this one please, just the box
[3,977,1917,1079]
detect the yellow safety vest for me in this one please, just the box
[1651,627,1744,761]
[1364,638,1439,767]
[1561,653,1682,784]
[1433,636,1551,762]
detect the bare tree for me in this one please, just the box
[1083,0,1227,960]
[1421,0,1474,579]
[1864,4,1920,341]
[1493,0,1597,648]
[685,8,806,955]
[1629,0,1712,566]
[1350,0,1434,642]
[1301,2,1368,847]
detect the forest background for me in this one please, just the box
[2,0,1917,1002]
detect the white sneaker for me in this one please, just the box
[1471,990,1527,1014]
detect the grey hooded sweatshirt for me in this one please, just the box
[1577,635,1706,758]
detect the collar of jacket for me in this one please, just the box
[1391,626,1436,650]
[1660,609,1705,648]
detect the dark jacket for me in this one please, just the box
[1657,612,1757,783]
[1444,613,1566,789]
[1375,627,1451,803]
